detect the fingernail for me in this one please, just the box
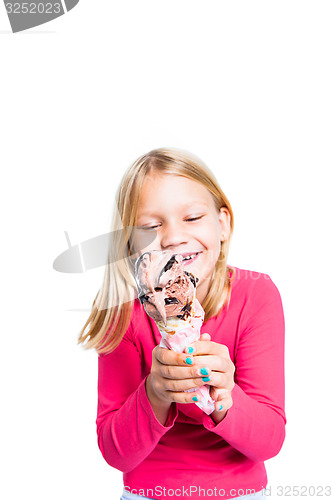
[187,347,194,354]
[200,367,209,376]
[192,396,198,402]
[185,357,192,365]
[202,377,210,382]
[219,404,224,411]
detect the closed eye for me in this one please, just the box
[140,225,160,230]
[185,216,203,222]
[139,216,204,229]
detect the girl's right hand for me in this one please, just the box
[146,344,209,409]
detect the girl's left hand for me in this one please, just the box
[185,333,235,421]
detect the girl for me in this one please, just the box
[78,148,286,500]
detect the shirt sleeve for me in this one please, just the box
[202,274,286,462]
[96,319,178,473]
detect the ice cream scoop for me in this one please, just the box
[135,251,198,327]
[135,250,215,415]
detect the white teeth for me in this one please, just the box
[183,253,198,261]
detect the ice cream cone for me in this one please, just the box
[135,250,215,415]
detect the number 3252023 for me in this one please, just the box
[5,3,61,14]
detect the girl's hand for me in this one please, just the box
[147,343,217,407]
[145,334,235,425]
[185,333,235,422]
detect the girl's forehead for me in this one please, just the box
[137,173,215,212]
[142,172,209,194]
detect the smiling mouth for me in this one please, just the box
[182,252,201,263]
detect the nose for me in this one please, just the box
[159,219,188,250]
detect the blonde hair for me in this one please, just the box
[77,148,234,355]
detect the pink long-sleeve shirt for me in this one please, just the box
[96,267,286,499]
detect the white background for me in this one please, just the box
[1,1,332,499]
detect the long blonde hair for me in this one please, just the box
[77,148,234,354]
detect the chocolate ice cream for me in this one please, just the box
[135,251,198,327]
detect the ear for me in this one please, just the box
[218,208,231,241]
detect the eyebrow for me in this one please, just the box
[137,202,209,218]
[179,202,209,209]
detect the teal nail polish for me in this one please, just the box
[188,347,194,354]
[202,377,210,382]
[200,367,209,376]
[192,396,198,402]
[219,404,224,411]
[185,357,192,365]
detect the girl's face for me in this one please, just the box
[133,172,231,304]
